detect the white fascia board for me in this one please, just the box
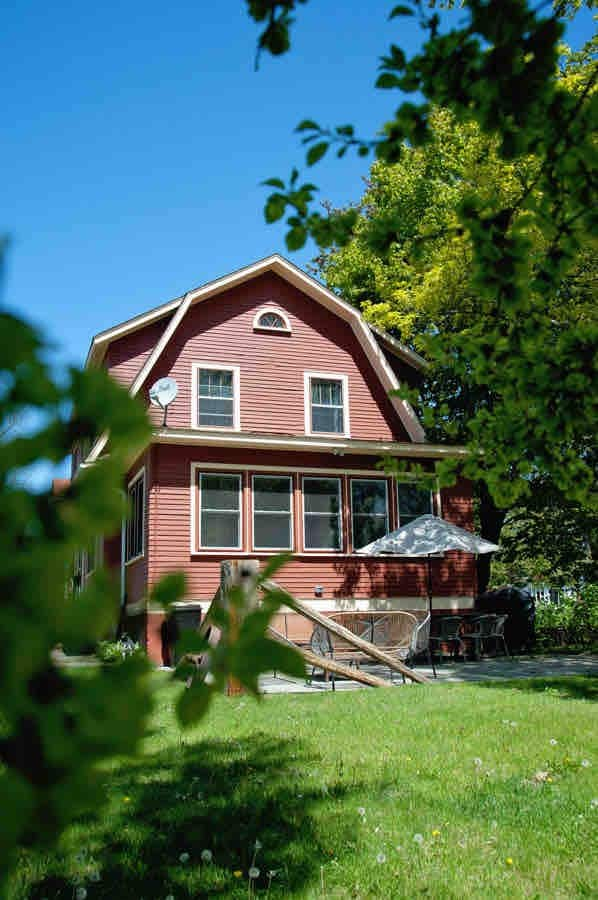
[153,427,468,459]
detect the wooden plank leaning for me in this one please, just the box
[268,627,392,688]
[262,580,429,685]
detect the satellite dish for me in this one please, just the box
[149,377,178,426]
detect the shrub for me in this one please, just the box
[96,635,144,663]
[535,584,598,650]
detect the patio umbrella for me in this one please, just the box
[355,514,499,615]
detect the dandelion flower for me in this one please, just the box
[123,796,131,803]
[473,757,483,768]
[505,858,513,866]
[357,807,366,817]
[546,776,553,783]
[550,739,558,746]
[200,849,212,863]
[75,889,87,900]
[249,866,260,879]
[413,833,424,845]
[432,829,441,837]
[233,871,242,878]
[590,799,598,809]
[376,852,386,864]
[179,852,190,864]
[581,760,591,768]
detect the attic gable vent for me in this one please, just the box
[253,307,291,333]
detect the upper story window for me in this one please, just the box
[397,481,434,527]
[351,479,389,550]
[304,372,350,437]
[253,307,291,333]
[192,364,240,430]
[125,468,145,563]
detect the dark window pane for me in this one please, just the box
[199,411,234,427]
[258,312,285,329]
[398,483,432,526]
[201,511,239,548]
[254,476,291,512]
[126,475,144,561]
[311,379,342,406]
[305,514,340,550]
[254,513,291,549]
[199,369,233,398]
[352,480,387,515]
[201,475,240,511]
[353,516,387,549]
[304,479,340,514]
[312,405,343,434]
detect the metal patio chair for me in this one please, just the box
[467,614,497,660]
[406,612,437,678]
[487,613,512,657]
[429,615,464,662]
[373,611,418,682]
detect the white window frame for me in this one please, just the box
[252,306,292,333]
[125,467,145,565]
[304,371,350,438]
[191,363,240,431]
[396,479,435,527]
[198,472,243,551]
[350,478,389,551]
[252,474,294,551]
[302,476,343,552]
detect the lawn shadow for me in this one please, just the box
[476,675,598,702]
[27,732,362,899]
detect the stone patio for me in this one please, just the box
[258,653,598,693]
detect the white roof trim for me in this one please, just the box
[84,254,426,464]
[153,427,468,459]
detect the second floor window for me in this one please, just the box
[305,373,349,436]
[195,365,239,429]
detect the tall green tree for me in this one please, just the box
[249,1,598,515]
[313,93,596,589]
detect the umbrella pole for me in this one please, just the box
[427,553,433,617]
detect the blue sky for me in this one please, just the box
[2,2,594,484]
[4,2,594,365]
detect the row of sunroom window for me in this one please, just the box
[190,471,435,554]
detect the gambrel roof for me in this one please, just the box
[84,254,428,463]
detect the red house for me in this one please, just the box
[75,255,474,663]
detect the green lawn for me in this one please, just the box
[13,675,598,899]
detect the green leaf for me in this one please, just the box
[389,4,413,18]
[261,177,286,189]
[149,572,186,610]
[286,225,307,251]
[376,73,402,89]
[257,638,306,679]
[176,680,212,728]
[265,193,287,223]
[296,119,320,132]
[306,142,329,166]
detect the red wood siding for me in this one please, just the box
[145,444,475,604]
[105,315,172,388]
[108,272,410,441]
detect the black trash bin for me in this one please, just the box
[477,586,535,653]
